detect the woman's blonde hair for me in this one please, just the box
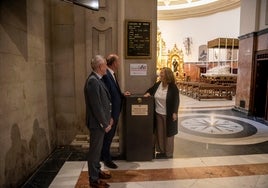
[162,67,175,84]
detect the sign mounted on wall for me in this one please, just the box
[125,20,151,59]
[130,64,147,76]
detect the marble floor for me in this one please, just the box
[22,95,268,188]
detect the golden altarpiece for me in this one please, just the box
[157,29,185,81]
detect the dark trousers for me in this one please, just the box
[88,128,105,182]
[101,120,118,162]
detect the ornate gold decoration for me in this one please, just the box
[167,44,185,81]
[157,29,185,82]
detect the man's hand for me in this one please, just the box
[172,113,177,121]
[109,118,114,127]
[105,125,111,133]
[124,91,131,96]
[105,118,114,133]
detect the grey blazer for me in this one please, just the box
[84,72,112,130]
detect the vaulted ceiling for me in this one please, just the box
[157,0,240,20]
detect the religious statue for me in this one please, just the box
[172,59,178,72]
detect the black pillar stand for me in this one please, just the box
[123,95,154,161]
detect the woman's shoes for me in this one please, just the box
[155,153,167,159]
[155,153,173,159]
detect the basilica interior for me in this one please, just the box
[1,0,268,188]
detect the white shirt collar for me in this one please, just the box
[107,67,117,81]
[107,67,114,75]
[93,71,102,79]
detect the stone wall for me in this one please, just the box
[235,35,255,112]
[235,0,268,114]
[235,29,268,114]
[51,0,158,146]
[0,0,56,187]
[51,1,79,146]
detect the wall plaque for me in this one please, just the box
[131,105,148,116]
[125,20,151,59]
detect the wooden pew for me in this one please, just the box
[177,81,234,101]
[195,84,233,101]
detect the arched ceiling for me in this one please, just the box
[158,0,240,20]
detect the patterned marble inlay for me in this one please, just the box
[177,113,268,145]
[75,163,268,187]
[181,117,243,134]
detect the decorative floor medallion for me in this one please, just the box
[181,117,243,135]
[177,113,268,145]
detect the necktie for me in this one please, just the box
[113,73,119,86]
[113,73,117,82]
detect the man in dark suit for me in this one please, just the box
[101,54,130,169]
[84,55,113,188]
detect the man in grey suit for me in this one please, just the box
[84,55,113,188]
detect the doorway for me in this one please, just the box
[253,51,268,120]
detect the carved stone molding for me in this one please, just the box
[158,0,240,20]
